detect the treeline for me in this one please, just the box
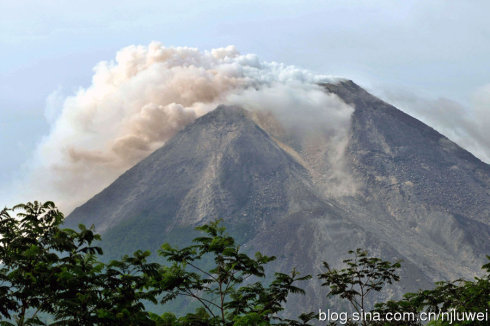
[0,201,488,325]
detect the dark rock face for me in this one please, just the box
[67,84,489,316]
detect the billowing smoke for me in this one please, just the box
[382,86,490,163]
[16,42,354,212]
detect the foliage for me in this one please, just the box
[153,219,313,325]
[2,201,487,326]
[53,250,160,325]
[0,201,159,325]
[318,249,401,326]
[374,256,490,326]
[0,201,102,325]
[1,202,312,325]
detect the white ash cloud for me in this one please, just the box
[17,42,353,211]
[382,86,490,163]
[225,82,357,197]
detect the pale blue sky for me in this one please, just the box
[1,0,489,205]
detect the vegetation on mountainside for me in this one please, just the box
[371,259,490,326]
[0,201,488,325]
[0,202,313,325]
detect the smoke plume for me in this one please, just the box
[15,42,353,211]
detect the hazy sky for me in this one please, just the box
[1,0,489,208]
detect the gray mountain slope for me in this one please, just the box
[67,104,431,315]
[67,83,489,316]
[67,105,350,256]
[324,80,489,223]
[322,81,489,280]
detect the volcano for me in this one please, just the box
[67,80,490,314]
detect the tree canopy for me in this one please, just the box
[0,202,313,325]
[1,201,488,326]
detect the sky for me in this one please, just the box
[1,0,489,210]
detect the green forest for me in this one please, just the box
[1,201,488,325]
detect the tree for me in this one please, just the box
[53,249,160,325]
[1,203,314,325]
[0,201,159,326]
[318,249,401,326]
[374,256,490,326]
[152,219,313,325]
[0,201,103,325]
[370,296,421,326]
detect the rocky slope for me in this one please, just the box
[323,81,489,280]
[67,82,490,316]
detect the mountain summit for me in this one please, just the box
[67,81,489,314]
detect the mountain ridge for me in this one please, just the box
[66,81,489,315]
